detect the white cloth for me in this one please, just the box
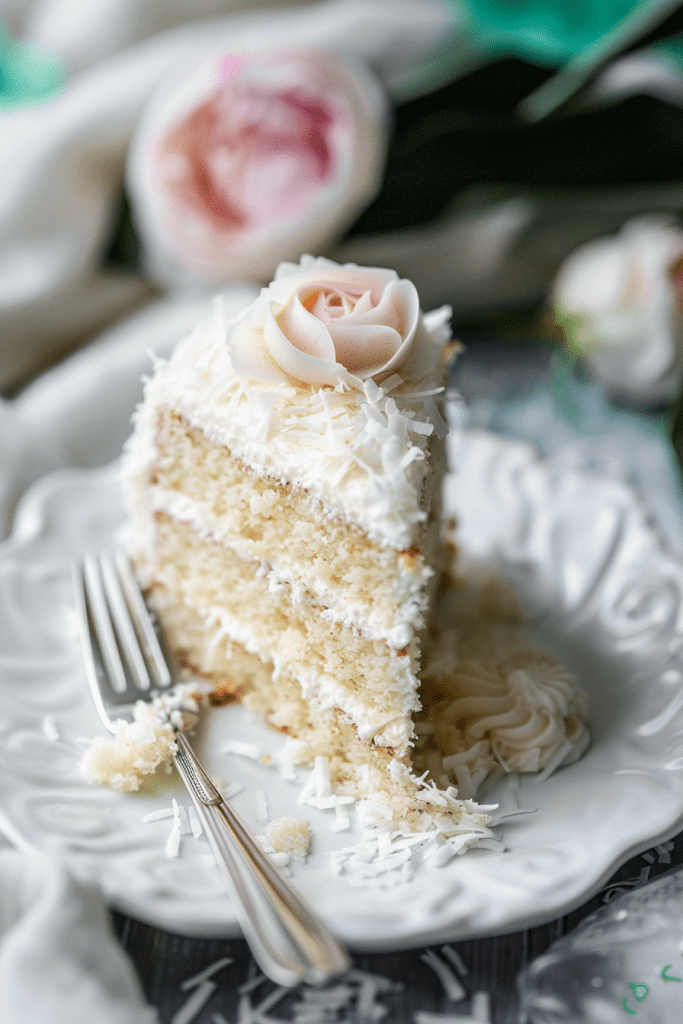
[0,0,461,391]
[0,288,259,538]
[4,0,310,74]
[0,849,158,1024]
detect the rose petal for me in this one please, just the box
[264,302,344,387]
[329,322,403,375]
[348,279,422,381]
[227,293,288,384]
[350,289,375,316]
[274,293,336,361]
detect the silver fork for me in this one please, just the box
[72,549,350,988]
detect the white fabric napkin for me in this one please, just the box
[0,848,158,1024]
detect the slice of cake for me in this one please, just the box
[120,256,457,824]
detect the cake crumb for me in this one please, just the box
[398,547,421,574]
[266,816,311,860]
[208,685,242,706]
[79,683,208,793]
[80,703,177,793]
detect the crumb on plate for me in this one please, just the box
[266,815,312,860]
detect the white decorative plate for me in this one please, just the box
[2,409,683,947]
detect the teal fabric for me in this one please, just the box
[449,0,646,65]
[0,24,64,109]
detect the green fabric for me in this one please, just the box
[0,24,64,109]
[449,0,646,65]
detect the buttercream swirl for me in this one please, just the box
[226,255,447,389]
[418,646,589,798]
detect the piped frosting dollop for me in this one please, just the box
[227,255,445,389]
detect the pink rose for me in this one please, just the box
[126,49,388,288]
[227,255,452,389]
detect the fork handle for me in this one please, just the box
[173,731,350,987]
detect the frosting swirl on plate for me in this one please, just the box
[227,255,446,389]
[416,645,590,798]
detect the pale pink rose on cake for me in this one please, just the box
[126,49,388,288]
[226,254,452,389]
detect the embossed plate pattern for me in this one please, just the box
[1,420,683,947]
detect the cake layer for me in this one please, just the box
[149,511,421,753]
[151,587,437,822]
[146,408,433,647]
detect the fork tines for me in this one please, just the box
[74,550,172,698]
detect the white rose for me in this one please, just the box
[226,255,451,389]
[553,216,683,405]
[126,48,388,289]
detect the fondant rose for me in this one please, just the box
[553,216,683,405]
[126,49,387,288]
[226,255,450,389]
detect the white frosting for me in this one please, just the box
[198,600,419,752]
[122,258,452,552]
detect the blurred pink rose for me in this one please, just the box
[126,49,388,288]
